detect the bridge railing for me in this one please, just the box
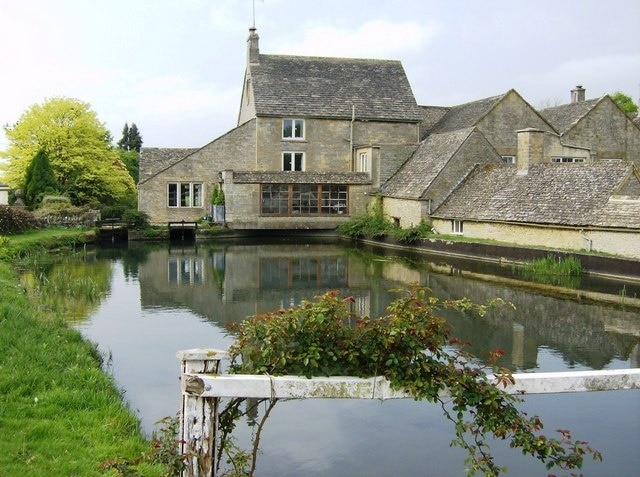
[177,348,640,477]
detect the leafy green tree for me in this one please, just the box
[117,122,143,152]
[1,97,136,207]
[23,149,59,208]
[118,149,140,184]
[610,91,638,116]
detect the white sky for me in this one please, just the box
[1,0,639,150]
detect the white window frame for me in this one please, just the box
[551,156,585,163]
[358,152,369,172]
[282,118,305,140]
[167,182,203,208]
[452,220,463,235]
[501,155,515,164]
[282,152,305,171]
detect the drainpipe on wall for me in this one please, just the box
[579,229,593,252]
[350,104,355,170]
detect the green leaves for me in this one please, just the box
[226,286,601,476]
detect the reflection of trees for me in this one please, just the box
[135,240,639,373]
[20,256,112,323]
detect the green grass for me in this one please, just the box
[0,227,96,261]
[0,229,167,476]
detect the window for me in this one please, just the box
[501,155,515,164]
[261,184,348,215]
[452,220,463,234]
[283,118,304,139]
[167,182,203,208]
[551,156,585,163]
[283,152,305,171]
[358,152,369,172]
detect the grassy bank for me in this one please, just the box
[0,229,165,476]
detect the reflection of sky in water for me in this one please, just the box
[75,249,640,477]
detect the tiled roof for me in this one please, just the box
[232,171,371,184]
[418,105,450,138]
[433,162,640,229]
[381,128,476,199]
[428,93,505,133]
[139,148,197,182]
[250,54,423,122]
[541,98,601,135]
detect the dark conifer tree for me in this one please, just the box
[128,123,143,152]
[117,122,130,150]
[24,149,59,208]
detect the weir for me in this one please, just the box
[177,348,640,477]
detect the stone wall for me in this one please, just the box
[431,218,640,259]
[563,98,640,167]
[478,91,554,156]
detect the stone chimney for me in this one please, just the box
[247,27,260,66]
[516,128,545,175]
[571,85,585,103]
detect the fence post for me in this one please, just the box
[177,349,228,477]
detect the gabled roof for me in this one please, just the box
[139,148,198,183]
[427,93,506,134]
[541,98,601,135]
[433,162,640,229]
[381,128,477,199]
[249,54,423,122]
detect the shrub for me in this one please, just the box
[336,197,392,238]
[391,220,434,243]
[0,206,43,234]
[100,205,127,220]
[122,210,150,230]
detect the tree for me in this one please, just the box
[0,97,136,207]
[610,91,638,117]
[24,149,59,208]
[117,122,143,152]
[118,149,140,184]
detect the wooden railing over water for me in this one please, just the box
[177,348,640,477]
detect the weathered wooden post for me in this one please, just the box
[177,348,229,477]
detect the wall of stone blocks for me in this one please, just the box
[383,197,424,228]
[479,91,555,156]
[562,99,640,167]
[431,219,640,259]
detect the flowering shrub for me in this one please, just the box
[0,206,43,234]
[226,288,601,476]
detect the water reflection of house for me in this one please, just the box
[136,244,639,371]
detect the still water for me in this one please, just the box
[54,237,639,476]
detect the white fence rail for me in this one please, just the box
[177,348,640,477]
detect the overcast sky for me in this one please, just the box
[1,0,639,150]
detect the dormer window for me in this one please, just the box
[283,119,304,140]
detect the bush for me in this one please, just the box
[100,205,127,220]
[122,210,150,230]
[0,206,43,234]
[391,220,434,243]
[336,197,392,238]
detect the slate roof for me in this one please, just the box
[139,148,197,183]
[541,98,601,135]
[381,128,476,199]
[250,54,423,122]
[418,105,450,139]
[432,162,640,229]
[428,93,505,134]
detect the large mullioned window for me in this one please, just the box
[261,184,348,216]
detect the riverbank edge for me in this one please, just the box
[0,229,165,476]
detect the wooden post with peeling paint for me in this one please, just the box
[177,348,229,477]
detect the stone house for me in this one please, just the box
[138,28,423,228]
[541,86,640,167]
